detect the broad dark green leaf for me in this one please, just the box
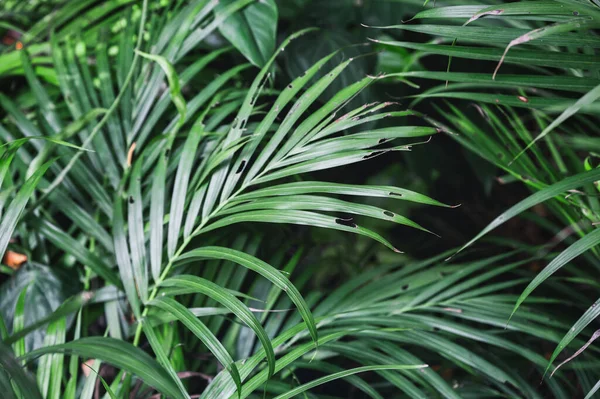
[4,291,90,345]
[0,263,77,351]
[39,221,120,287]
[0,341,42,399]
[215,0,278,67]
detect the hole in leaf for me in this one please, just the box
[401,284,409,290]
[128,196,134,204]
[335,218,357,228]
[378,138,388,144]
[384,211,394,217]
[288,84,293,89]
[236,160,246,174]
[389,192,403,197]
[363,151,384,160]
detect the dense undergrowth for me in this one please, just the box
[1,0,599,398]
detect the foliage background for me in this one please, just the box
[1,0,599,398]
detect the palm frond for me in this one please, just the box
[373,1,600,394]
[0,0,447,397]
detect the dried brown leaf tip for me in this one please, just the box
[2,250,28,270]
[467,9,503,25]
[127,142,137,167]
[551,329,600,378]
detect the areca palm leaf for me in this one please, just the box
[199,248,596,398]
[124,27,447,399]
[373,0,600,148]
[434,93,600,397]
[0,0,447,396]
[371,1,600,394]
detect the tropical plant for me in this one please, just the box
[2,0,600,398]
[0,0,459,397]
[368,0,600,396]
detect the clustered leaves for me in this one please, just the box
[1,0,599,398]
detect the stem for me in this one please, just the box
[132,181,249,346]
[130,66,276,345]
